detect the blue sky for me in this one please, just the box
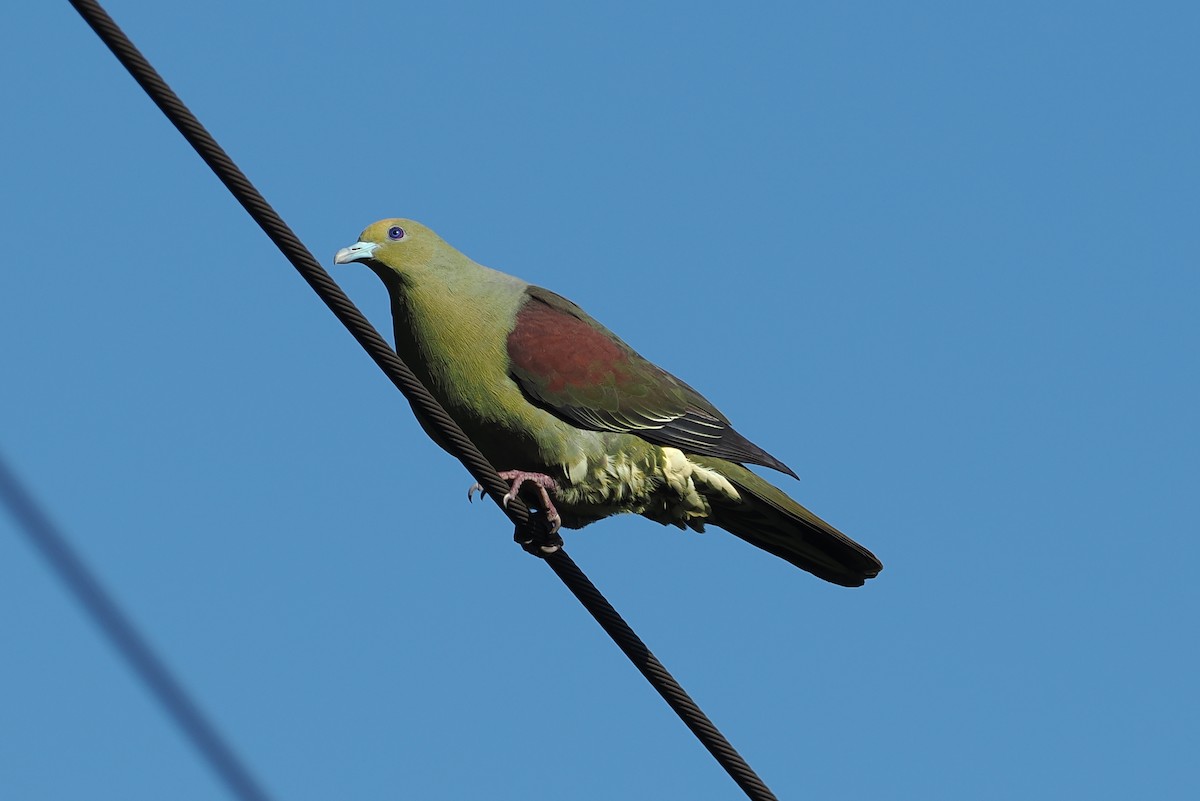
[2,2,1197,799]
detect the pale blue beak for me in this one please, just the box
[334,241,379,264]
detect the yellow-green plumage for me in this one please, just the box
[335,218,882,586]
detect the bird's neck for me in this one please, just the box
[385,258,527,406]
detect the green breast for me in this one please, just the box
[390,267,593,472]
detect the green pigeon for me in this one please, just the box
[335,219,882,586]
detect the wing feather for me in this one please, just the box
[506,286,797,477]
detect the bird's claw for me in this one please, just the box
[469,470,564,537]
[498,471,561,534]
[515,511,564,556]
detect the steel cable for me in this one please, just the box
[65,1,780,798]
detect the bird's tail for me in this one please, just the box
[691,456,883,587]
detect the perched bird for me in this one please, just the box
[335,219,882,586]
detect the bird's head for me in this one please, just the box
[334,218,444,282]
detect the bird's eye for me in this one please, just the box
[387,226,406,240]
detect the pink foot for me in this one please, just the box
[468,470,561,533]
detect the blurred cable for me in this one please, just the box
[0,452,277,801]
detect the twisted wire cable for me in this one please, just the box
[65,2,780,798]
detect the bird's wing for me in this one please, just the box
[506,286,797,477]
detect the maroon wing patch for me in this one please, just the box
[504,287,799,477]
[506,294,633,399]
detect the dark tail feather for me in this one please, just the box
[692,457,883,587]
